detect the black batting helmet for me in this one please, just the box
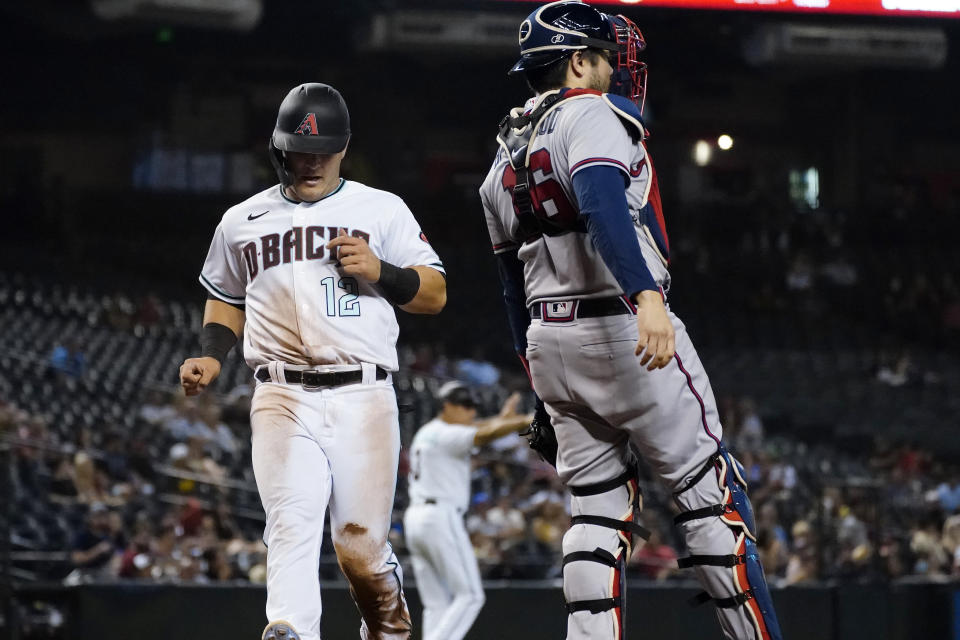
[268,83,350,187]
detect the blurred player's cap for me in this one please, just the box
[438,381,478,409]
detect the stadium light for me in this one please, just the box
[693,140,712,167]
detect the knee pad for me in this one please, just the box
[562,464,650,638]
[673,447,783,640]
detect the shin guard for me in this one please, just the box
[674,447,783,640]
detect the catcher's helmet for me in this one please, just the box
[268,83,350,186]
[509,1,649,110]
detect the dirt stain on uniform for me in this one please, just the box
[341,522,367,536]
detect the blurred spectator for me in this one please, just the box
[909,521,949,577]
[736,397,764,452]
[784,520,817,585]
[942,514,960,575]
[485,496,526,549]
[935,469,960,514]
[785,252,815,291]
[67,504,122,582]
[630,527,678,581]
[49,339,85,378]
[455,348,500,387]
[529,500,566,555]
[139,389,177,425]
[876,350,913,388]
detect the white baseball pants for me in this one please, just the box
[250,365,411,640]
[404,502,485,640]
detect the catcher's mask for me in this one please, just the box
[268,83,350,187]
[509,1,648,112]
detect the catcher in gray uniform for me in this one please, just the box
[478,2,783,639]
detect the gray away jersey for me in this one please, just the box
[200,180,444,371]
[479,91,669,306]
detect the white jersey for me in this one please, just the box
[479,90,670,305]
[199,180,444,371]
[407,418,477,513]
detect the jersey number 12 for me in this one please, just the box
[320,276,361,317]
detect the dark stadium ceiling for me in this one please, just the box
[1,0,955,72]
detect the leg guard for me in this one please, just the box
[262,621,301,640]
[562,465,650,640]
[673,447,783,640]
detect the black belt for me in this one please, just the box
[420,498,463,514]
[255,366,387,388]
[530,296,635,320]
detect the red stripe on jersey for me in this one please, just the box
[570,157,630,175]
[563,88,603,98]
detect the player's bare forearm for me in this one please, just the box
[474,412,534,446]
[473,393,527,445]
[399,266,446,315]
[179,299,244,396]
[203,298,245,336]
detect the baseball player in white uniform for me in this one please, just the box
[403,384,531,640]
[479,3,783,640]
[179,83,446,640]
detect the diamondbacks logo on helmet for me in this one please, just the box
[294,113,319,136]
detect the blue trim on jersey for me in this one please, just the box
[496,249,530,355]
[572,165,657,298]
[199,274,245,303]
[277,178,346,204]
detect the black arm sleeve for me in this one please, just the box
[377,260,421,306]
[200,323,238,364]
[496,250,530,355]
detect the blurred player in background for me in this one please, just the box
[404,383,531,640]
[479,2,783,639]
[179,82,446,640]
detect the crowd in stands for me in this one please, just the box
[4,351,960,588]
[1,171,959,588]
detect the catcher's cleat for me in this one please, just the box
[262,620,301,640]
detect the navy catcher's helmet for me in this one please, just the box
[509,1,649,111]
[268,83,350,186]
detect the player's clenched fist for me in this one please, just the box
[633,290,676,371]
[179,356,221,396]
[327,230,381,282]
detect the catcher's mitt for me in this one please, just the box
[521,399,557,467]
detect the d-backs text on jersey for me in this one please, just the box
[242,226,371,281]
